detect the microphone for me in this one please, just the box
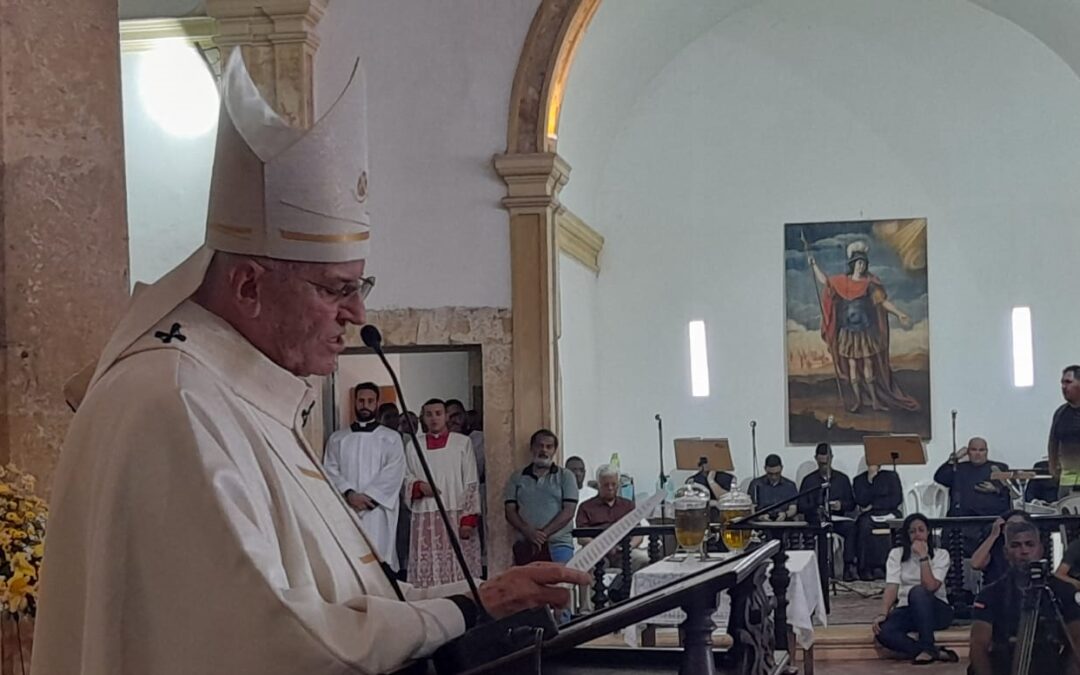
[950,409,959,464]
[750,420,758,479]
[360,325,486,614]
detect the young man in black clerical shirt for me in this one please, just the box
[799,443,858,581]
[1051,365,1080,499]
[747,454,798,521]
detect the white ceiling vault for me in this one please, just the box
[556,0,1080,222]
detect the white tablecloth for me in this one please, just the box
[624,550,826,649]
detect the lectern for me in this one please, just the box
[408,540,791,675]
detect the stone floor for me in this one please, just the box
[813,661,966,674]
[827,580,887,624]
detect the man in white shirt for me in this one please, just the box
[566,456,597,508]
[323,381,406,570]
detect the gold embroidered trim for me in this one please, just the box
[278,229,370,243]
[208,223,254,238]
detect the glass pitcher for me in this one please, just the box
[718,486,754,552]
[673,483,711,560]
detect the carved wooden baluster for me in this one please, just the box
[648,532,662,563]
[591,557,608,611]
[944,525,969,616]
[770,545,791,654]
[815,523,832,615]
[722,565,776,675]
[616,535,633,602]
[679,591,719,675]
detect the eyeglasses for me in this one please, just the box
[254,259,375,304]
[303,276,376,303]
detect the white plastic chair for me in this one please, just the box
[738,475,754,494]
[906,481,948,518]
[794,460,818,487]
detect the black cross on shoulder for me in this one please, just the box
[154,323,187,344]
[301,400,316,427]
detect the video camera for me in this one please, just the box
[1027,559,1051,588]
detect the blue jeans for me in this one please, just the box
[548,544,574,622]
[549,543,574,564]
[876,586,954,658]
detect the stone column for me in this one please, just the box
[0,0,129,491]
[493,152,570,467]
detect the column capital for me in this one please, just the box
[493,152,571,210]
[206,0,327,49]
[205,0,327,127]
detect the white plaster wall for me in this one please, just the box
[558,0,1080,496]
[333,352,472,430]
[558,253,600,466]
[314,0,542,310]
[120,48,217,287]
[398,351,473,412]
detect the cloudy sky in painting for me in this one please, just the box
[784,221,928,333]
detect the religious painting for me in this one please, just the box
[785,219,931,444]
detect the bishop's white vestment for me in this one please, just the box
[31,302,472,675]
[323,423,406,570]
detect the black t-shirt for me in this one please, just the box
[1063,539,1080,580]
[1052,404,1080,444]
[973,571,1080,674]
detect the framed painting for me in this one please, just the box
[785,219,930,444]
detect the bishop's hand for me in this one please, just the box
[477,562,592,620]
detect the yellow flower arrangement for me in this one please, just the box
[0,465,47,618]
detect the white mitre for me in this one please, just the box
[68,50,371,408]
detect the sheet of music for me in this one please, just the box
[567,491,665,572]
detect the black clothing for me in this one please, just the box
[972,570,1080,675]
[853,470,903,514]
[853,470,903,574]
[688,470,735,500]
[933,459,1010,517]
[799,469,857,566]
[798,470,855,521]
[747,475,798,518]
[1026,460,1059,503]
[1052,403,1080,445]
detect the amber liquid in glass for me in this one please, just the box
[675,507,709,548]
[719,508,753,550]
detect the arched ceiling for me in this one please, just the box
[557,0,1080,226]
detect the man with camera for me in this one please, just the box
[969,520,1080,675]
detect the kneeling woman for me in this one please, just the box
[872,513,957,664]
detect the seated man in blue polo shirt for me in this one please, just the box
[504,429,579,566]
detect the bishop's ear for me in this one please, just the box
[229,257,267,319]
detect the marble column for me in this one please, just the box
[0,0,129,493]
